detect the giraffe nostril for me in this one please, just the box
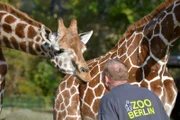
[81,67,89,73]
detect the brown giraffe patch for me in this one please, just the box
[28,42,37,55]
[67,95,79,116]
[10,36,19,49]
[129,34,143,54]
[81,104,94,118]
[59,82,66,91]
[0,12,6,21]
[4,15,16,24]
[89,76,100,88]
[140,38,150,60]
[0,52,7,75]
[144,20,157,38]
[67,78,74,88]
[164,80,177,104]
[55,58,58,63]
[0,49,5,61]
[35,36,41,42]
[55,99,61,113]
[154,23,160,34]
[15,23,26,38]
[90,65,99,78]
[19,41,26,52]
[111,51,118,58]
[131,67,143,82]
[99,62,106,71]
[35,44,41,52]
[93,99,100,113]
[151,36,167,59]
[62,91,70,106]
[174,2,180,23]
[28,26,37,39]
[143,58,159,79]
[172,26,180,41]
[127,34,135,46]
[140,81,148,88]
[150,80,163,96]
[2,24,12,33]
[84,89,94,105]
[70,87,77,95]
[89,61,99,68]
[3,36,11,48]
[129,67,143,82]
[94,84,105,97]
[161,14,174,41]
[60,101,65,110]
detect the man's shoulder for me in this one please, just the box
[129,84,153,92]
[126,84,159,98]
[101,90,117,103]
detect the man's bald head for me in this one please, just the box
[102,59,129,81]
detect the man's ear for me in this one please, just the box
[105,76,109,86]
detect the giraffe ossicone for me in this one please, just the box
[0,2,93,112]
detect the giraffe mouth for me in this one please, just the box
[75,76,87,84]
[75,70,92,83]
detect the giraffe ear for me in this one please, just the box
[79,30,93,44]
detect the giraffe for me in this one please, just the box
[54,0,180,120]
[0,3,93,112]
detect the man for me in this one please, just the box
[98,59,170,120]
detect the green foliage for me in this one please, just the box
[33,59,60,96]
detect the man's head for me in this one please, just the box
[102,59,129,90]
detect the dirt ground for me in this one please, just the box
[0,108,53,120]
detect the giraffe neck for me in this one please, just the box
[87,0,180,88]
[101,0,180,79]
[0,3,55,58]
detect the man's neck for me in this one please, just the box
[110,80,128,90]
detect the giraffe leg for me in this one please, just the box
[54,76,82,120]
[0,48,7,112]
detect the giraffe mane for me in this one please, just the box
[0,2,48,29]
[124,0,177,37]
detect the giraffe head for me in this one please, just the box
[49,18,93,82]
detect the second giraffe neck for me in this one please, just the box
[0,10,54,57]
[88,0,180,83]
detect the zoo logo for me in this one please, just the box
[125,99,155,119]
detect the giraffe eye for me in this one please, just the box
[55,49,65,55]
[81,67,89,73]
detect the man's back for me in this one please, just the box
[98,83,170,120]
